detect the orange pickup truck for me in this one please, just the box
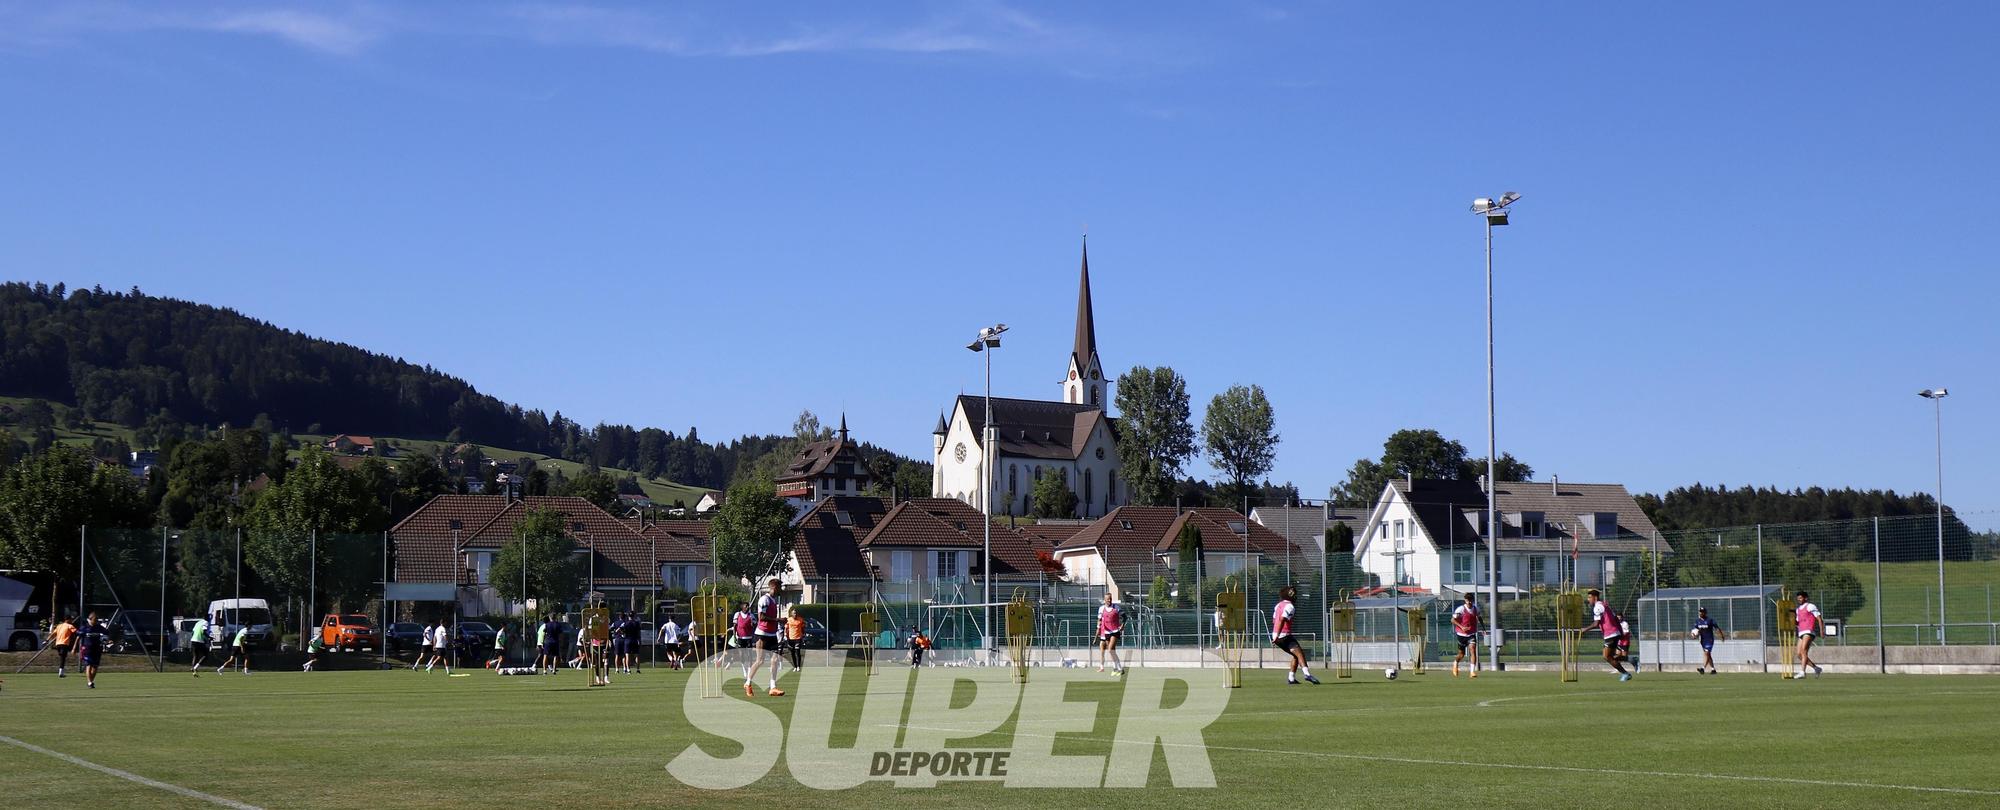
[320,614,377,652]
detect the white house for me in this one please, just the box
[932,242,1125,518]
[1352,477,1660,596]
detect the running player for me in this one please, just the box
[743,577,786,697]
[1584,589,1632,681]
[487,622,509,670]
[217,623,252,674]
[1273,585,1319,685]
[188,614,212,676]
[1793,591,1824,679]
[535,615,556,674]
[607,613,626,675]
[429,621,452,674]
[660,615,684,670]
[48,615,76,678]
[1096,592,1124,675]
[623,613,643,673]
[730,603,754,671]
[1451,593,1481,678]
[75,613,108,688]
[908,629,931,667]
[303,632,326,671]
[412,621,434,671]
[1692,607,1725,674]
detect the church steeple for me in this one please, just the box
[1063,238,1105,407]
[837,412,849,443]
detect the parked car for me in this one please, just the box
[385,622,425,653]
[108,609,170,654]
[799,617,831,649]
[320,613,378,651]
[455,621,497,650]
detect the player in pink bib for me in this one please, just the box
[1272,585,1318,685]
[1792,590,1824,679]
[1585,589,1633,681]
[1450,593,1482,678]
[1096,592,1125,674]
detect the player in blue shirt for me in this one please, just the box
[1692,607,1726,674]
[76,613,109,689]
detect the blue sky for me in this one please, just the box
[2,3,1995,528]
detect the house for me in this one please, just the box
[694,491,724,514]
[125,449,160,481]
[1050,506,1297,598]
[624,518,713,593]
[325,434,375,454]
[390,494,711,616]
[1351,477,1660,596]
[931,242,1125,518]
[781,496,891,602]
[1250,504,1372,554]
[775,416,872,508]
[857,498,1052,603]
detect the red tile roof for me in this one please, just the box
[391,495,673,587]
[860,498,1051,578]
[1053,506,1299,574]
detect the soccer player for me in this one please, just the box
[487,622,509,670]
[429,621,452,674]
[412,621,433,671]
[49,615,76,678]
[1692,607,1725,674]
[782,605,806,674]
[908,629,931,667]
[218,623,252,674]
[623,612,643,674]
[729,603,754,671]
[1584,589,1632,681]
[607,613,625,675]
[1451,593,1482,678]
[539,615,561,675]
[743,577,786,698]
[1793,591,1824,679]
[76,613,108,689]
[660,615,684,670]
[188,614,212,676]
[303,632,326,671]
[1096,592,1124,675]
[1212,605,1225,649]
[1273,585,1318,685]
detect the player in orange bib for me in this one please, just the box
[1450,593,1482,678]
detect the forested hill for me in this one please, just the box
[0,282,924,489]
[1637,483,1959,533]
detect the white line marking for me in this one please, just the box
[0,734,264,809]
[885,724,2000,797]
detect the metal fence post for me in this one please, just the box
[1755,524,1766,673]
[1874,517,1885,674]
[159,527,168,673]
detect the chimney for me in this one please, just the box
[1551,474,1559,496]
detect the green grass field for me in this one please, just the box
[3,659,1997,808]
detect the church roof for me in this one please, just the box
[1072,240,1098,375]
[956,395,1110,461]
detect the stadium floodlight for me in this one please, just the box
[965,322,1009,653]
[1471,190,1521,667]
[1919,386,1948,643]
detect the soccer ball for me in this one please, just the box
[1384,667,1399,680]
[1689,629,1700,638]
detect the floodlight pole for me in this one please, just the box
[1922,389,1948,644]
[982,338,994,652]
[1475,194,1518,670]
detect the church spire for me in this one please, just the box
[838,412,849,442]
[1063,237,1106,406]
[1073,238,1098,376]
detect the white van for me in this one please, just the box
[206,598,276,650]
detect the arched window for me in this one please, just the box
[1009,464,1018,496]
[1107,470,1116,506]
[1090,385,1099,405]
[1083,468,1094,514]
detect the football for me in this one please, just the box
[1690,629,1700,638]
[1385,667,1399,680]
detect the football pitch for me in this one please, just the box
[3,662,1997,809]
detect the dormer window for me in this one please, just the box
[1520,512,1545,538]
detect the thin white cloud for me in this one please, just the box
[203,9,379,55]
[0,2,386,55]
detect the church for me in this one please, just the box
[931,243,1125,518]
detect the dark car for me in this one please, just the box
[385,622,425,653]
[107,609,170,654]
[455,621,497,649]
[799,617,831,649]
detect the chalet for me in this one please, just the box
[775,416,872,508]
[325,434,375,454]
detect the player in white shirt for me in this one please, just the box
[1585,589,1632,681]
[429,622,452,674]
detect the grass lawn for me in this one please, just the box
[3,659,1996,808]
[1826,560,2000,644]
